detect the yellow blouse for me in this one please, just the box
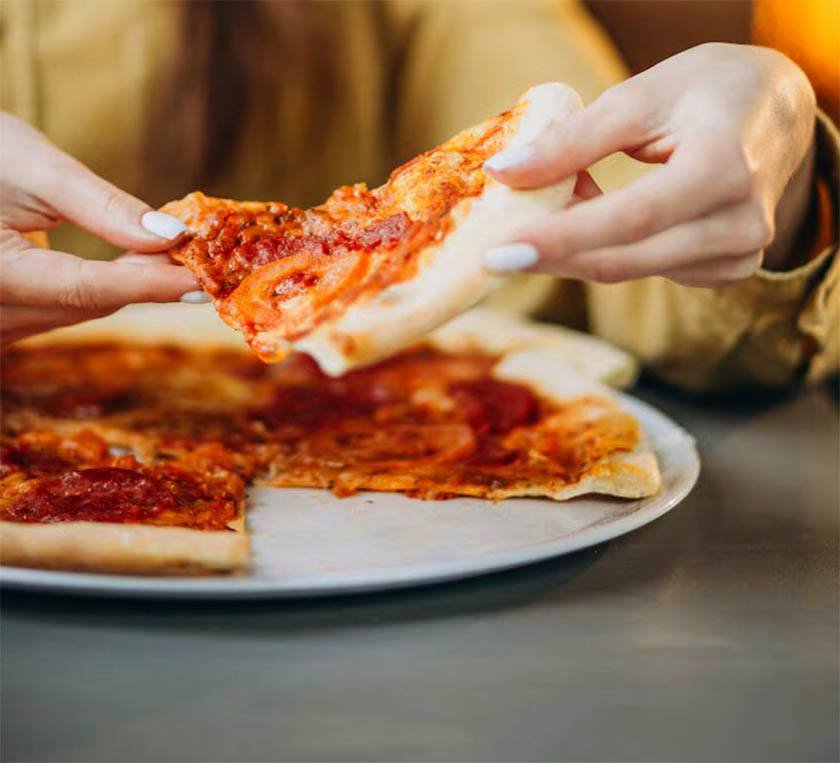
[1,0,837,391]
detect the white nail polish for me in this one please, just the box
[180,290,211,304]
[484,144,538,173]
[141,211,186,240]
[484,243,539,272]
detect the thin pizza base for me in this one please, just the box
[21,302,656,498]
[261,446,659,502]
[4,305,658,574]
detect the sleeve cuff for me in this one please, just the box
[710,109,838,383]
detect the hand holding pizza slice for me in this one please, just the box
[162,83,582,374]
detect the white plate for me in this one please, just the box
[0,395,698,599]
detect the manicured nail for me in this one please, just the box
[484,243,539,272]
[180,290,211,304]
[141,211,186,240]
[484,144,538,173]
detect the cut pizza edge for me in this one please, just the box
[163,82,584,376]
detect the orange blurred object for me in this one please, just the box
[753,0,840,123]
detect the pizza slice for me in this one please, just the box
[162,83,582,375]
[252,346,659,502]
[0,425,248,576]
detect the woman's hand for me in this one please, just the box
[0,113,199,344]
[484,44,817,286]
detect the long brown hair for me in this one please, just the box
[145,0,336,205]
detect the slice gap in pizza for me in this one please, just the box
[162,82,582,375]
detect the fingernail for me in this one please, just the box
[484,144,538,173]
[484,243,539,272]
[141,211,186,240]
[180,290,211,304]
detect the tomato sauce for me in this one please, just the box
[1,341,640,512]
[1,443,72,478]
[450,379,540,435]
[162,105,522,357]
[5,465,235,529]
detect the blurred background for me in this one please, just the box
[587,0,838,122]
[9,0,835,260]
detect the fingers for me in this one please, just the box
[484,197,772,285]
[485,85,649,189]
[499,142,752,269]
[32,154,185,252]
[116,253,179,266]
[2,113,185,251]
[0,305,105,345]
[1,246,199,311]
[117,253,210,303]
[524,199,773,280]
[664,253,765,288]
[573,171,603,202]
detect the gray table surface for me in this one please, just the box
[2,383,838,763]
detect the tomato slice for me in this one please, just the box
[223,251,370,337]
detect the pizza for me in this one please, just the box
[0,305,659,575]
[161,83,582,375]
[0,430,248,574]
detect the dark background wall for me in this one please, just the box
[585,0,753,74]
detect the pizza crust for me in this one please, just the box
[490,349,661,498]
[0,521,250,574]
[293,83,583,376]
[428,307,639,388]
[23,301,638,389]
[19,302,248,352]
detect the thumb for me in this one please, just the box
[484,85,648,190]
[5,114,185,252]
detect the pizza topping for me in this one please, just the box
[450,379,540,434]
[304,423,475,465]
[1,430,112,478]
[225,251,370,338]
[1,442,72,478]
[4,465,237,529]
[1,342,643,510]
[466,439,520,467]
[6,467,174,523]
[42,387,137,419]
[237,211,415,268]
[161,103,520,359]
[257,384,379,428]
